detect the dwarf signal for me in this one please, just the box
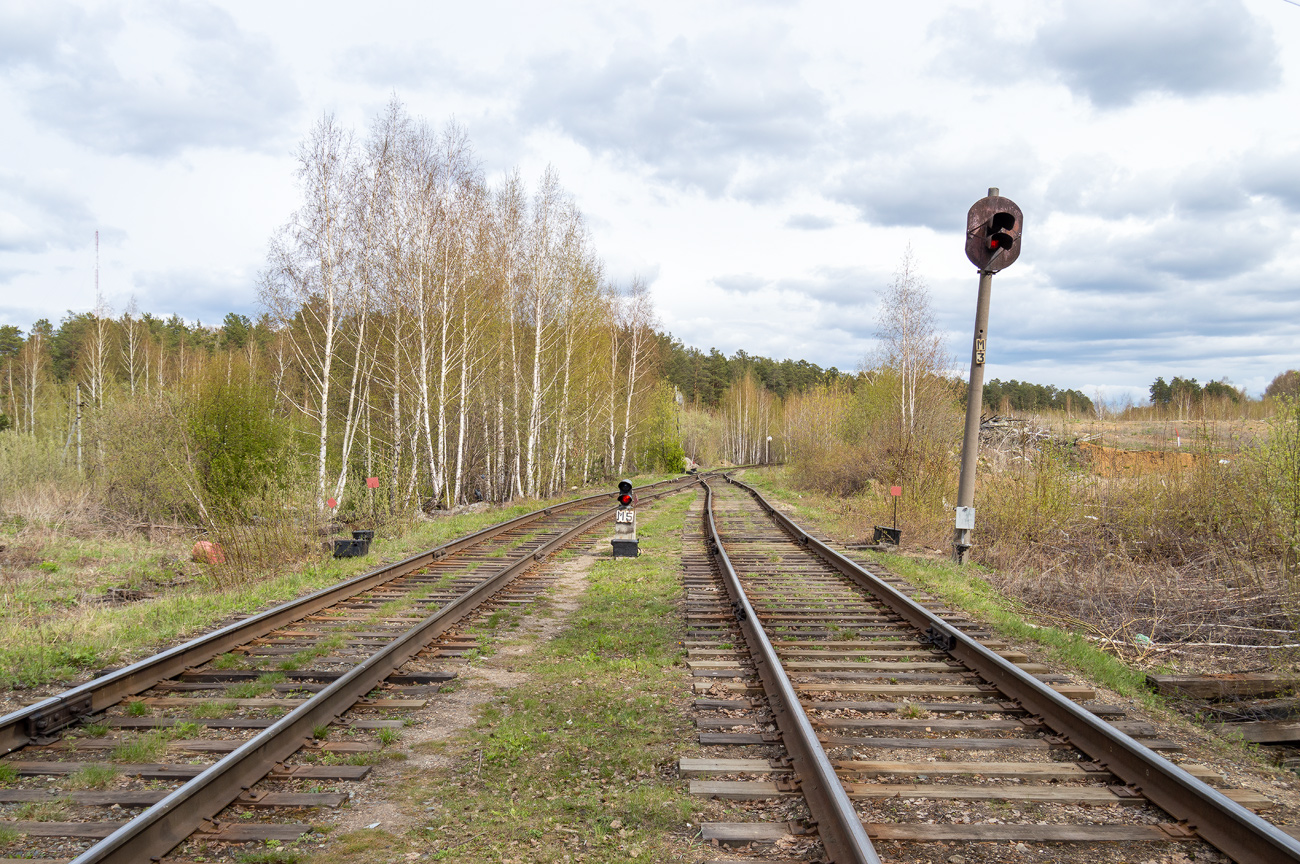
[612,480,638,558]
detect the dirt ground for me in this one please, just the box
[322,545,600,840]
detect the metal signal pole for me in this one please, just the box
[953,188,1023,564]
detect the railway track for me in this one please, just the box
[682,475,1300,863]
[0,474,704,863]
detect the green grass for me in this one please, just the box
[0,477,675,690]
[226,672,287,699]
[125,700,150,716]
[111,729,172,762]
[236,849,304,864]
[67,763,118,789]
[376,727,400,747]
[277,635,346,671]
[80,721,111,737]
[0,763,17,785]
[307,489,734,863]
[875,551,1155,703]
[14,798,70,821]
[188,700,239,719]
[0,826,17,844]
[212,652,246,670]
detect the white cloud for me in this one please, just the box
[0,1,300,157]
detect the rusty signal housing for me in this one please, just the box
[965,194,1023,272]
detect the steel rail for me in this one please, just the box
[0,474,698,755]
[701,479,880,864]
[725,474,1300,864]
[68,477,703,863]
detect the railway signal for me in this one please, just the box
[954,188,1023,564]
[612,479,639,558]
[965,194,1023,272]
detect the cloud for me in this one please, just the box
[785,213,836,231]
[0,175,119,254]
[712,274,767,295]
[1243,152,1300,213]
[0,267,32,286]
[1031,0,1280,108]
[776,266,882,308]
[832,155,1036,230]
[934,0,1279,109]
[339,44,501,94]
[518,29,828,196]
[130,266,258,323]
[0,2,300,157]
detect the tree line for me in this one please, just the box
[0,101,684,527]
[983,378,1094,417]
[656,336,846,407]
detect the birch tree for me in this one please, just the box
[875,245,947,440]
[262,113,355,507]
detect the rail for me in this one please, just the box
[723,473,1300,864]
[0,474,699,755]
[63,474,704,863]
[701,478,880,864]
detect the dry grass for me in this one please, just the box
[777,403,1300,672]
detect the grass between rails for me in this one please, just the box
[0,475,679,690]
[739,467,1157,698]
[737,464,1294,761]
[303,490,727,863]
[744,466,1300,774]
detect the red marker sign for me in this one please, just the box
[366,477,380,489]
[889,486,902,497]
[326,497,337,509]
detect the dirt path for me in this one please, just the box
[326,540,603,838]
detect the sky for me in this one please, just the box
[2,0,1299,403]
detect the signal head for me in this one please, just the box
[965,194,1023,272]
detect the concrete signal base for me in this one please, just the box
[612,509,639,558]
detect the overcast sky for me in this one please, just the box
[2,0,1299,402]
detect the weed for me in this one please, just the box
[211,652,245,670]
[400,492,717,861]
[226,672,286,699]
[15,798,70,821]
[312,724,331,740]
[377,727,400,747]
[234,849,302,864]
[0,826,16,844]
[112,730,172,762]
[172,721,203,738]
[0,764,17,785]
[68,764,118,789]
[80,721,111,737]
[189,700,239,719]
[125,701,150,717]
